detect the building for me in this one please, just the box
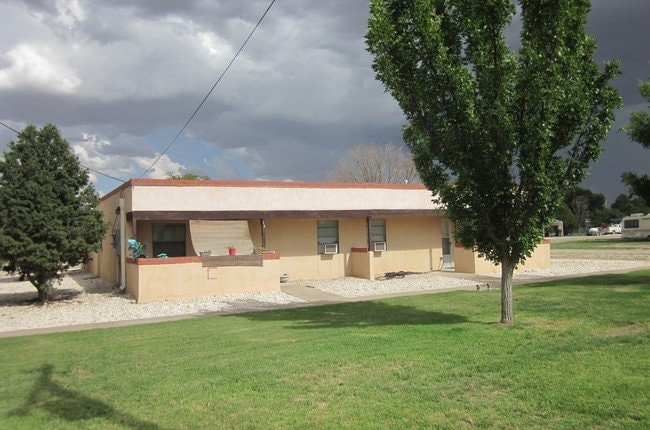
[86,179,550,302]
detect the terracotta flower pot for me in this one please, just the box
[228,248,236,256]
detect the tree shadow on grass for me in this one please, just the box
[527,270,650,289]
[236,300,468,329]
[8,364,161,429]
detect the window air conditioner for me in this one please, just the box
[373,241,387,252]
[319,243,338,254]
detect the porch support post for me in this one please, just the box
[119,198,126,290]
[366,216,371,249]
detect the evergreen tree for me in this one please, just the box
[367,0,621,323]
[0,124,107,303]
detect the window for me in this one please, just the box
[152,224,186,257]
[369,219,386,243]
[317,220,338,253]
[624,219,639,229]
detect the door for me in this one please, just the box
[441,219,454,269]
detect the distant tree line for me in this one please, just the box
[552,186,649,235]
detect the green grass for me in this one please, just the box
[551,238,650,250]
[1,271,649,429]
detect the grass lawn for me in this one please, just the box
[551,238,650,250]
[1,270,648,429]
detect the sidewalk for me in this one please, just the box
[1,264,648,339]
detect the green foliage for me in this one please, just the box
[623,74,650,204]
[1,271,648,428]
[622,172,650,206]
[553,202,577,234]
[612,193,650,216]
[626,77,650,149]
[367,0,621,322]
[564,186,611,228]
[168,173,210,180]
[0,124,108,302]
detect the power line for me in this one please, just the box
[2,0,276,184]
[0,120,125,184]
[138,0,277,178]
[84,166,126,183]
[0,120,19,134]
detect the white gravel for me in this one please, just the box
[1,259,648,334]
[485,258,650,279]
[304,272,478,297]
[0,269,306,334]
[303,259,650,297]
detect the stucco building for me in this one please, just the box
[86,179,550,302]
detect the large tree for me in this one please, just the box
[564,186,607,230]
[367,0,621,323]
[0,124,107,303]
[329,143,420,183]
[622,74,650,205]
[611,193,649,217]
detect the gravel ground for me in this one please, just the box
[304,259,650,296]
[1,258,649,334]
[0,270,307,334]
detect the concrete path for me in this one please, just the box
[2,262,648,339]
[280,283,346,304]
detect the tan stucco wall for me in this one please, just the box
[88,187,134,287]
[125,256,280,303]
[373,217,442,274]
[453,241,551,275]
[349,250,374,279]
[130,181,441,213]
[264,216,445,280]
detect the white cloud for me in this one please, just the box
[134,154,185,179]
[1,0,648,202]
[55,0,86,28]
[72,134,135,184]
[227,147,265,171]
[0,44,81,93]
[198,31,231,58]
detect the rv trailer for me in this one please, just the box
[621,213,650,240]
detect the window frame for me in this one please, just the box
[369,219,387,245]
[152,223,187,257]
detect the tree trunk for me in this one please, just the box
[28,276,52,304]
[36,286,50,304]
[500,257,516,324]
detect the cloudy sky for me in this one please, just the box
[0,0,648,202]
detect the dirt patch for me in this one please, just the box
[604,322,649,338]
[551,248,650,261]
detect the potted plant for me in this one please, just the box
[127,238,147,259]
[227,245,236,256]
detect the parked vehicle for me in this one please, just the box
[587,227,601,236]
[621,213,650,240]
[601,223,621,234]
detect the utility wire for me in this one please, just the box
[0,119,126,183]
[138,0,277,178]
[0,120,19,134]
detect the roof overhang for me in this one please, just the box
[127,209,446,222]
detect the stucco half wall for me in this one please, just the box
[125,254,281,303]
[453,240,551,275]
